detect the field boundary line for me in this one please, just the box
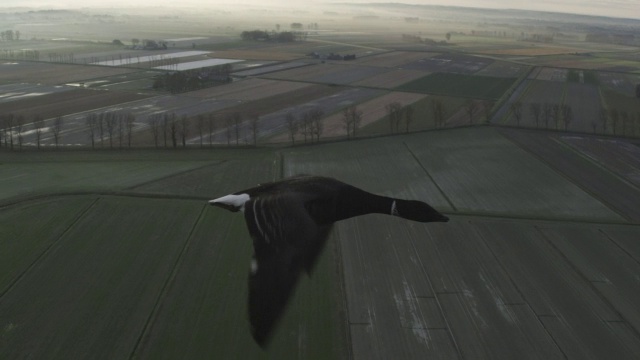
[534,225,640,341]
[470,221,568,358]
[129,203,208,359]
[125,161,224,190]
[402,141,458,212]
[330,230,355,360]
[550,135,640,194]
[497,128,634,223]
[450,210,631,226]
[0,196,100,300]
[0,191,210,209]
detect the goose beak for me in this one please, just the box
[209,199,240,212]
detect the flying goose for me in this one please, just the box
[209,175,449,346]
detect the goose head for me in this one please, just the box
[209,193,250,212]
[395,200,449,223]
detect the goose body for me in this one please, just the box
[209,175,448,346]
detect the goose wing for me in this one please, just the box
[243,192,329,347]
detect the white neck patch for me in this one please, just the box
[209,193,250,212]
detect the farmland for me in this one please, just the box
[397,73,517,100]
[2,2,640,359]
[3,126,640,359]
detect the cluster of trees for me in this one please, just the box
[401,34,449,45]
[510,101,640,137]
[465,100,494,125]
[85,111,136,149]
[385,102,414,133]
[285,108,325,144]
[586,32,635,46]
[0,113,64,150]
[152,64,232,93]
[510,102,574,131]
[342,106,363,140]
[1,30,20,41]
[595,108,640,137]
[241,30,307,42]
[148,112,260,148]
[146,112,191,148]
[0,49,40,61]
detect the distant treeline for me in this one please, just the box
[153,64,233,93]
[240,30,307,42]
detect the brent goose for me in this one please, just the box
[209,175,448,346]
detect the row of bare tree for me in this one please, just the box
[510,102,574,131]
[0,113,64,150]
[595,108,640,137]
[510,101,640,137]
[85,111,136,149]
[285,108,325,144]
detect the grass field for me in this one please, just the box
[396,73,517,100]
[2,126,640,359]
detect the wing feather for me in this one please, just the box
[243,193,329,347]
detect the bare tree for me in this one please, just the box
[249,116,259,146]
[0,114,5,149]
[225,116,233,145]
[52,115,63,148]
[610,109,619,135]
[196,114,205,147]
[162,113,170,147]
[530,103,541,128]
[179,114,189,147]
[125,113,135,147]
[482,100,494,123]
[0,116,4,149]
[300,111,311,143]
[431,99,445,128]
[208,114,216,147]
[552,103,561,130]
[386,102,402,133]
[169,116,178,148]
[465,101,477,124]
[342,107,352,139]
[86,113,97,149]
[404,105,414,133]
[285,112,297,145]
[510,101,523,127]
[34,115,45,149]
[351,106,363,138]
[621,111,629,136]
[561,105,572,131]
[599,108,608,134]
[308,108,324,142]
[542,103,553,129]
[105,112,117,148]
[117,113,125,148]
[15,115,24,150]
[98,112,105,146]
[150,113,161,148]
[232,113,242,145]
[3,113,14,150]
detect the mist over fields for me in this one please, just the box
[2,1,640,359]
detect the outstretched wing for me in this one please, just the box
[243,193,329,347]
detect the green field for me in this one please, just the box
[396,73,517,100]
[2,127,640,359]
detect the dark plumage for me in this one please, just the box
[209,175,448,346]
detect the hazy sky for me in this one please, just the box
[2,0,639,20]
